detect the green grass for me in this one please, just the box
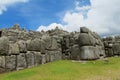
[0,57,120,80]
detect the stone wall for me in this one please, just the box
[0,24,115,72]
[103,36,120,57]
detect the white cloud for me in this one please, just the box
[37,23,67,31]
[37,0,120,36]
[75,5,91,11]
[0,0,29,15]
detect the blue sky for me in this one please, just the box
[0,0,120,36]
[0,0,90,30]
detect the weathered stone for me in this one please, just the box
[6,55,16,71]
[41,54,46,64]
[12,24,20,30]
[96,46,105,57]
[9,42,20,55]
[26,39,41,51]
[18,40,27,53]
[49,51,55,62]
[33,51,42,66]
[50,37,58,50]
[70,45,80,60]
[41,34,52,49]
[80,27,90,33]
[112,44,120,55]
[80,46,100,60]
[40,40,46,54]
[0,56,5,68]
[17,53,27,70]
[0,25,110,72]
[0,36,9,55]
[78,33,95,46]
[46,50,61,62]
[107,48,114,57]
[26,51,35,68]
[55,51,62,60]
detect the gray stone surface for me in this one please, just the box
[9,42,20,55]
[0,36,9,55]
[0,25,109,72]
[70,45,80,60]
[78,33,95,46]
[17,53,27,69]
[80,46,100,60]
[80,27,90,33]
[18,40,27,53]
[6,55,16,71]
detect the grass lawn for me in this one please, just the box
[0,57,120,80]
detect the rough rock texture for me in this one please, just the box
[26,39,41,52]
[6,55,16,71]
[17,53,27,70]
[0,24,109,72]
[9,42,20,55]
[78,27,105,60]
[78,33,95,46]
[103,36,120,56]
[18,40,27,53]
[0,36,9,55]
[80,46,100,60]
[70,45,80,60]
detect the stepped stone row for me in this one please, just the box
[0,24,62,72]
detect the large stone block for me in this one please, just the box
[80,46,100,60]
[46,50,62,62]
[9,42,20,55]
[80,27,90,33]
[40,40,46,54]
[17,53,27,70]
[0,56,5,68]
[18,40,27,53]
[70,45,80,60]
[26,39,41,52]
[54,51,62,60]
[0,36,9,55]
[78,33,95,46]
[27,39,46,53]
[6,55,16,71]
[26,51,35,68]
[41,54,47,64]
[112,44,120,55]
[50,37,59,50]
[107,48,114,57]
[95,46,105,57]
[0,56,5,72]
[41,34,52,49]
[33,51,42,66]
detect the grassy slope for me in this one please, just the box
[0,57,120,80]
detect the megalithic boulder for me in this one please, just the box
[26,38,41,52]
[78,33,95,46]
[9,42,20,55]
[80,46,100,60]
[18,40,27,53]
[0,36,9,56]
[80,27,90,33]
[41,34,52,50]
[26,39,46,53]
[70,45,80,60]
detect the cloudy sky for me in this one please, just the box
[0,0,120,36]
